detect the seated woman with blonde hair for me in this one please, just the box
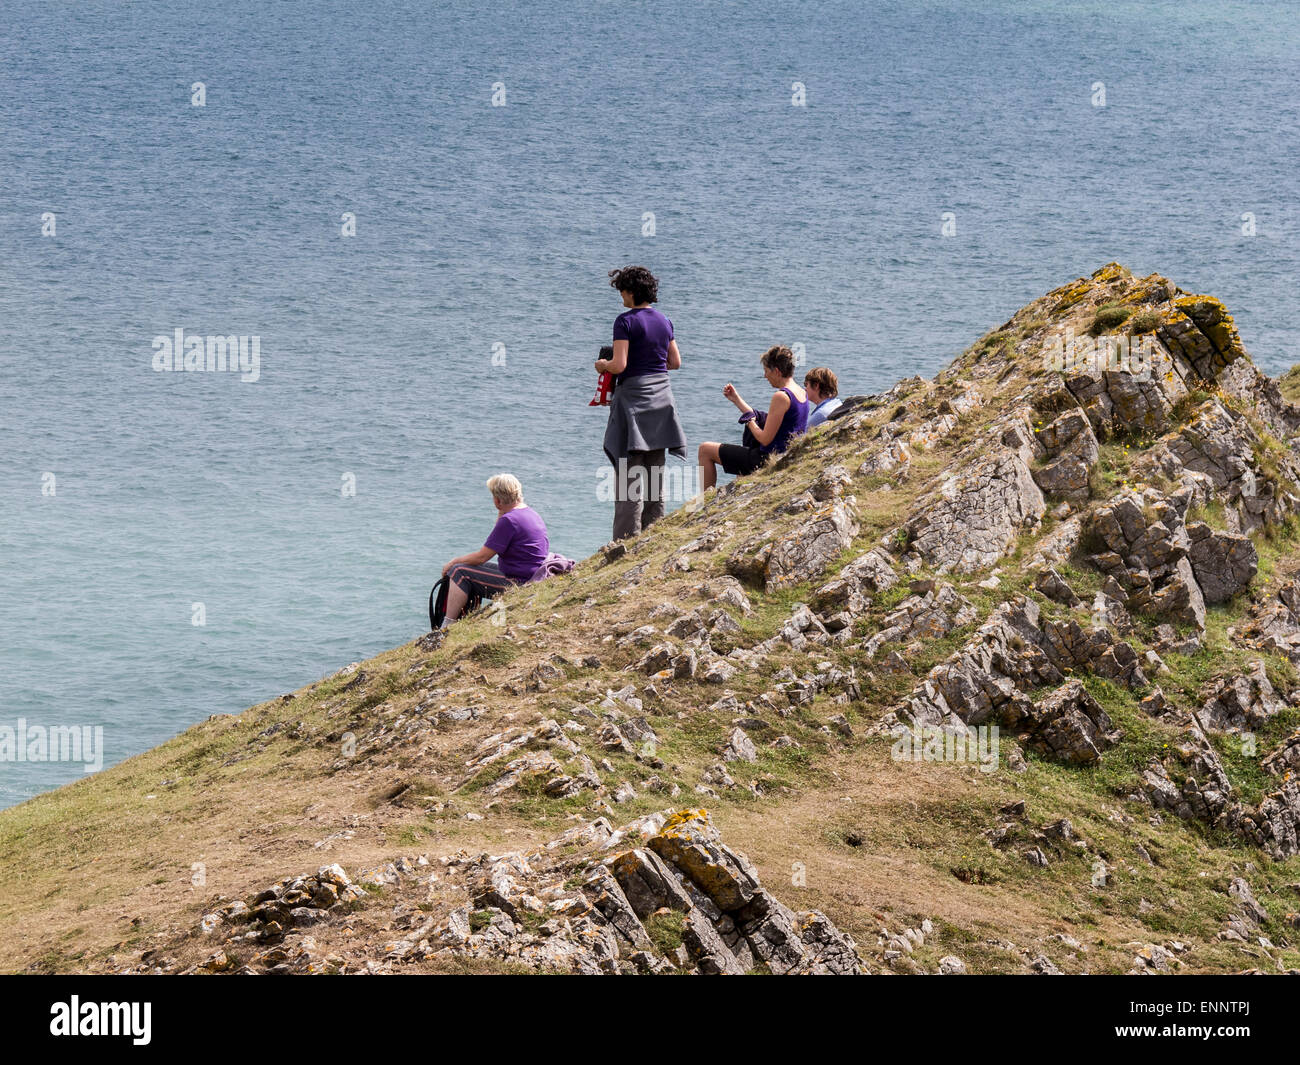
[440,474,551,623]
[697,345,809,490]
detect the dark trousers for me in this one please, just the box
[612,449,666,541]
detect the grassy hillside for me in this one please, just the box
[4,263,1300,975]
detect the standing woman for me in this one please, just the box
[596,266,687,541]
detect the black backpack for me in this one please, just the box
[428,575,484,630]
[428,577,449,630]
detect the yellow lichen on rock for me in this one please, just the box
[661,808,710,834]
[1091,261,1131,282]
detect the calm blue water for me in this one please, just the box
[2,0,1299,807]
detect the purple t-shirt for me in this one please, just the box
[484,505,550,581]
[613,307,674,379]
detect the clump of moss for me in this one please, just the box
[1090,301,1133,335]
[1128,310,1163,334]
[644,909,686,955]
[469,641,520,667]
[1279,364,1300,404]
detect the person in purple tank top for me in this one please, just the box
[697,345,809,490]
[440,474,550,622]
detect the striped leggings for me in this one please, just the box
[448,561,516,601]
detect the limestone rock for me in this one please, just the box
[1199,661,1285,732]
[904,448,1045,574]
[1034,567,1082,607]
[1186,521,1256,604]
[1032,409,1099,503]
[1021,680,1119,765]
[721,727,758,763]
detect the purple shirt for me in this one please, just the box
[613,307,674,379]
[484,505,550,581]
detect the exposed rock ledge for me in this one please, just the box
[181,809,866,976]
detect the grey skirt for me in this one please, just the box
[602,373,687,465]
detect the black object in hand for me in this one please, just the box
[599,345,617,391]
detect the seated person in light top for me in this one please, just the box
[696,344,809,491]
[441,474,549,622]
[804,366,843,427]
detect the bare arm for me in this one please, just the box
[666,339,681,370]
[723,382,751,414]
[596,340,630,375]
[442,545,495,575]
[748,390,791,447]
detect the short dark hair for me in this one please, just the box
[804,366,838,397]
[761,344,796,378]
[608,266,659,304]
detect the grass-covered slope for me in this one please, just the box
[5,263,1300,975]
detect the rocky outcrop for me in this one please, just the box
[1020,679,1119,765]
[1241,575,1300,663]
[1032,409,1099,503]
[432,809,866,975]
[1141,713,1300,859]
[1185,521,1256,604]
[1083,489,1207,631]
[903,448,1045,574]
[1141,400,1300,536]
[1198,661,1285,732]
[887,595,1147,749]
[862,581,977,658]
[812,547,899,619]
[728,498,859,592]
[1160,294,1247,381]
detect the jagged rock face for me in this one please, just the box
[1032,409,1099,503]
[812,547,899,618]
[184,812,867,976]
[1185,521,1257,604]
[1142,400,1300,536]
[728,498,860,593]
[1220,358,1300,442]
[435,810,867,975]
[1198,661,1285,732]
[904,449,1045,574]
[863,581,977,658]
[1020,680,1118,765]
[1084,489,1207,630]
[1241,575,1300,663]
[1161,295,1248,380]
[1064,367,1176,439]
[1038,617,1148,689]
[1034,567,1081,607]
[886,595,1150,764]
[1141,712,1300,860]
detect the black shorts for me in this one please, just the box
[718,443,766,477]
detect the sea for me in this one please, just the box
[2,0,1298,807]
